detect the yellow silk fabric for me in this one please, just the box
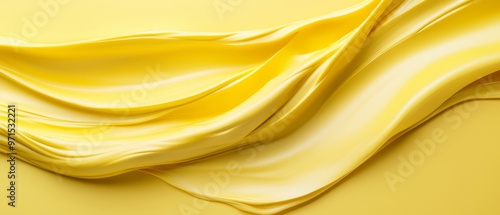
[1,0,499,214]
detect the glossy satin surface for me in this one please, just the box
[1,0,500,214]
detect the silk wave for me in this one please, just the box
[0,0,499,214]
